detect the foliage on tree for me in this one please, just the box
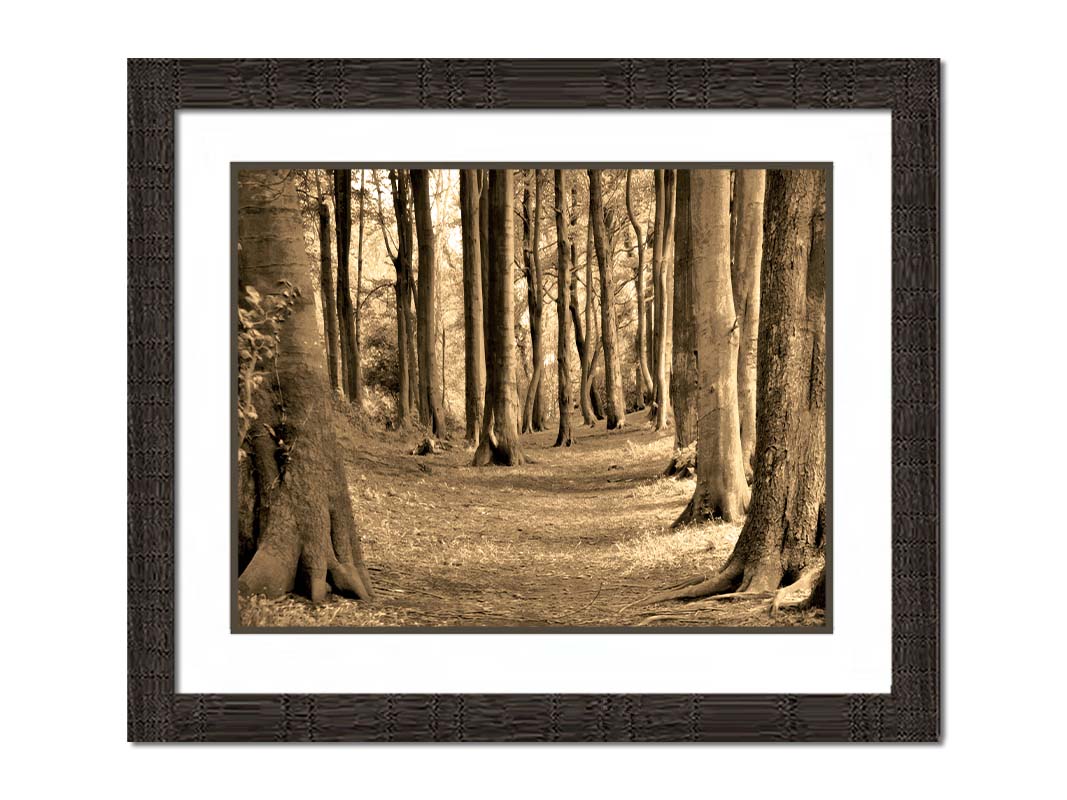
[236,169,373,603]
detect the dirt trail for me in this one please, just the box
[239,409,822,629]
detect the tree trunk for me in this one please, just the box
[668,169,699,469]
[571,208,597,426]
[569,260,596,426]
[333,169,359,403]
[675,169,750,524]
[649,169,673,430]
[477,169,494,439]
[376,171,409,428]
[553,170,574,447]
[732,169,765,479]
[586,212,606,421]
[662,169,677,421]
[352,169,366,405]
[410,169,447,437]
[460,169,486,443]
[587,169,626,429]
[473,170,526,466]
[521,171,547,433]
[317,194,341,395]
[640,169,826,608]
[626,169,653,407]
[236,170,372,603]
[389,169,419,427]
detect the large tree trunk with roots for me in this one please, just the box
[460,169,486,443]
[473,170,526,466]
[317,195,341,395]
[675,169,750,524]
[667,170,698,474]
[333,169,360,403]
[236,170,373,603]
[521,171,547,433]
[410,169,447,437]
[732,169,765,479]
[553,170,575,447]
[639,168,827,611]
[588,169,626,429]
[626,169,653,406]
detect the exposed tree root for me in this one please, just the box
[471,433,526,466]
[621,560,742,611]
[770,560,825,617]
[635,591,775,626]
[662,443,696,479]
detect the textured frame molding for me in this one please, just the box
[128,58,939,742]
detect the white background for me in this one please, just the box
[4,3,1066,799]
[177,109,890,694]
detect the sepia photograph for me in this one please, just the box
[235,164,829,631]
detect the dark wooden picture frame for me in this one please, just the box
[128,58,939,742]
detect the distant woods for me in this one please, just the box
[237,166,828,609]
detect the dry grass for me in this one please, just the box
[612,517,740,576]
[238,409,824,630]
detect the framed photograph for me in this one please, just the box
[128,58,939,741]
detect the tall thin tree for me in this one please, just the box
[352,169,366,405]
[731,169,766,478]
[668,170,699,472]
[649,169,672,430]
[317,173,341,395]
[390,170,420,419]
[587,169,626,429]
[382,170,415,428]
[626,169,653,406]
[333,169,359,402]
[473,170,525,466]
[522,170,547,432]
[553,169,574,447]
[460,169,486,443]
[675,169,749,524]
[410,169,446,437]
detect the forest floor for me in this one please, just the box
[238,408,824,629]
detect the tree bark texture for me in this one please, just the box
[588,169,626,429]
[728,169,827,593]
[553,169,574,447]
[731,169,766,478]
[649,169,673,430]
[317,195,341,395]
[388,169,419,427]
[236,169,372,603]
[676,169,750,524]
[522,171,547,433]
[659,169,827,604]
[410,169,447,437]
[333,169,360,403]
[626,169,653,406]
[670,170,699,456]
[352,169,366,405]
[473,170,526,466]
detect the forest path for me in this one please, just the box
[239,408,819,628]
